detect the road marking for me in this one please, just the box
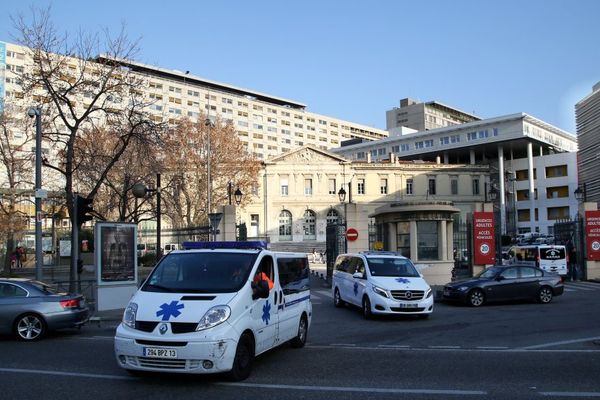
[377,344,410,349]
[330,343,356,347]
[218,382,486,396]
[540,391,600,397]
[476,346,509,350]
[566,282,600,289]
[518,336,600,350]
[428,345,461,349]
[306,344,600,353]
[312,290,333,299]
[0,367,130,380]
[75,336,114,341]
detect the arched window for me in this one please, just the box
[303,209,316,240]
[279,210,292,241]
[326,209,340,225]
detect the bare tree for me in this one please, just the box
[161,115,261,230]
[13,8,162,287]
[0,108,34,275]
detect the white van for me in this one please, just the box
[332,251,434,319]
[114,241,311,381]
[507,245,568,277]
[163,243,180,254]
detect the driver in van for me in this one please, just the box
[253,269,274,290]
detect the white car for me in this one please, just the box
[114,241,311,381]
[332,251,434,319]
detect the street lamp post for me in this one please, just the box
[227,181,242,206]
[28,107,43,281]
[132,173,161,263]
[488,185,500,264]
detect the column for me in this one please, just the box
[410,220,418,261]
[498,145,506,235]
[436,155,441,164]
[527,142,535,230]
[443,152,449,164]
[439,220,447,261]
[446,219,454,261]
[388,222,397,252]
[470,149,476,165]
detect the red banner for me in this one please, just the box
[473,212,496,265]
[585,210,600,261]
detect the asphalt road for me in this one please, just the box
[1,277,599,400]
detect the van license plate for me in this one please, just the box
[399,303,418,308]
[144,347,177,358]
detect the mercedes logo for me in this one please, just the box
[159,323,168,335]
[405,291,412,299]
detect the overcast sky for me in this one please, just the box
[2,0,599,133]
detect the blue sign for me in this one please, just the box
[156,300,184,321]
[0,42,5,112]
[262,300,271,325]
[396,278,411,284]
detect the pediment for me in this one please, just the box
[267,145,348,164]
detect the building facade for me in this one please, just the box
[333,113,579,235]
[575,82,600,205]
[385,98,480,131]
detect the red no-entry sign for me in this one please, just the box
[345,228,359,241]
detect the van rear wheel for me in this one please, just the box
[290,314,308,348]
[227,334,254,381]
[334,288,344,307]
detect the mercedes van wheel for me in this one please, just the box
[334,288,344,307]
[290,314,308,348]
[538,286,553,304]
[362,296,372,319]
[228,333,254,381]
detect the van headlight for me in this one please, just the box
[372,285,389,298]
[196,305,231,331]
[123,302,138,329]
[426,289,433,298]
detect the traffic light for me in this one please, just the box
[75,195,94,227]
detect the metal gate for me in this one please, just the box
[453,219,473,280]
[554,216,585,280]
[326,223,346,285]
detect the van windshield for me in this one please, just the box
[366,257,420,277]
[143,252,258,293]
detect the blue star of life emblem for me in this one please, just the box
[156,300,184,321]
[353,282,359,296]
[396,278,410,284]
[262,300,272,325]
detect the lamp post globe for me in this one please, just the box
[132,183,148,198]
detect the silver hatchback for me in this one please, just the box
[0,278,89,341]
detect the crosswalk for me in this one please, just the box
[563,281,600,292]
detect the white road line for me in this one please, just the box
[306,344,600,353]
[378,344,410,349]
[566,282,600,288]
[540,391,600,397]
[330,343,356,347]
[0,367,130,380]
[565,286,594,291]
[519,336,600,350]
[76,336,114,341]
[311,290,333,299]
[564,288,575,292]
[428,345,461,349]
[475,346,509,350]
[218,382,486,396]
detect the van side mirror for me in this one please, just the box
[252,280,270,300]
[352,272,364,279]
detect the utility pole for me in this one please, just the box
[28,107,43,281]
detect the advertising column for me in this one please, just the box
[473,211,496,265]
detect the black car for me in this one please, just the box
[442,265,564,307]
[0,279,89,340]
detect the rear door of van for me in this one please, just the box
[538,246,567,276]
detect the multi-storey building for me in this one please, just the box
[333,113,579,235]
[575,82,600,205]
[0,41,387,162]
[385,97,480,131]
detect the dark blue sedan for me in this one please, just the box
[0,279,89,340]
[442,265,564,307]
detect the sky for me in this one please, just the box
[1,0,599,133]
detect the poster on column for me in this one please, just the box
[585,211,600,261]
[473,212,495,265]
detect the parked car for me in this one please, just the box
[442,265,564,307]
[0,278,89,340]
[332,251,434,319]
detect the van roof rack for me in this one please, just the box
[182,241,268,250]
[359,250,403,256]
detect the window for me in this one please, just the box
[279,210,292,239]
[467,132,477,141]
[304,178,313,196]
[451,177,458,195]
[396,222,411,258]
[472,178,480,195]
[417,221,438,261]
[406,178,413,195]
[547,206,569,220]
[546,186,569,199]
[280,177,289,196]
[328,178,336,195]
[428,178,436,195]
[500,268,518,279]
[0,283,28,297]
[326,209,340,225]
[303,210,316,240]
[380,178,388,195]
[169,86,182,94]
[545,165,568,178]
[357,178,365,195]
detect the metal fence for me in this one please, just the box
[325,223,346,285]
[553,216,586,280]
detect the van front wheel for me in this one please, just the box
[227,334,254,381]
[334,288,344,308]
[290,314,308,348]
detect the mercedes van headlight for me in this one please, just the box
[372,285,389,298]
[123,302,138,329]
[196,305,231,331]
[426,288,433,298]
